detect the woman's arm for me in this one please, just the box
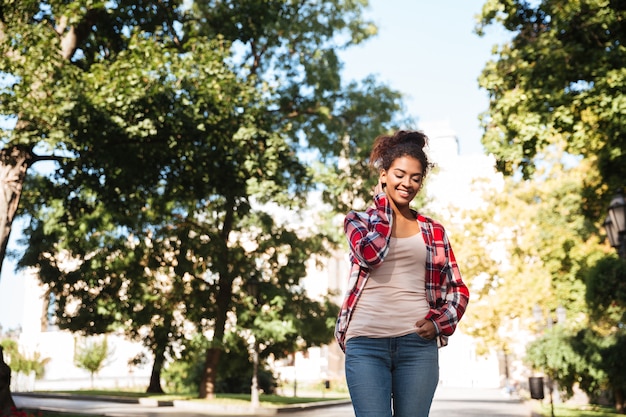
[344,191,393,268]
[425,223,470,337]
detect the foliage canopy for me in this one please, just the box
[0,0,406,399]
[477,0,626,215]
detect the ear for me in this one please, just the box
[379,169,387,185]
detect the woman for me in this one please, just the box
[335,130,470,417]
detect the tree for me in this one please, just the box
[476,0,626,214]
[74,336,113,389]
[0,1,191,276]
[5,0,405,401]
[15,24,250,394]
[0,345,15,416]
[583,255,626,411]
[585,256,626,326]
[525,326,588,400]
[0,339,50,382]
[454,149,603,381]
[475,1,626,408]
[527,326,626,413]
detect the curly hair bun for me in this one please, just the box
[369,130,430,176]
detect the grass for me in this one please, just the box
[36,388,347,405]
[30,414,88,417]
[7,408,90,417]
[533,402,623,417]
[36,389,191,402]
[184,392,347,407]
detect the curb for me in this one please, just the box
[276,399,352,413]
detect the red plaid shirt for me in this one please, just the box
[334,192,470,352]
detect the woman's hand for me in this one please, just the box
[374,177,401,216]
[415,319,436,340]
[373,178,386,196]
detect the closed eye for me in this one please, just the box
[394,173,422,180]
[393,169,423,183]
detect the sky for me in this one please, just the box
[0,0,510,331]
[339,0,508,155]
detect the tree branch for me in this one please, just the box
[59,8,100,61]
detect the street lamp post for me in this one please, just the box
[246,275,261,409]
[604,192,626,258]
[250,339,260,409]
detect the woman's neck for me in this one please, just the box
[391,208,419,238]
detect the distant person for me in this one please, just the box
[335,130,470,417]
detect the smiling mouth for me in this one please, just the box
[396,189,412,198]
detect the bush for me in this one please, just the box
[0,340,50,380]
[162,334,276,395]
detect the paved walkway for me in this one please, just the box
[431,386,535,417]
[13,386,535,417]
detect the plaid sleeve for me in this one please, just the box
[344,192,393,268]
[334,263,367,352]
[424,220,470,339]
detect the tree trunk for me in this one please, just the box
[615,387,624,414]
[198,202,235,399]
[0,145,33,277]
[0,347,16,416]
[198,284,231,399]
[146,344,166,394]
[199,347,222,399]
[198,266,234,398]
[0,146,32,414]
[0,3,93,279]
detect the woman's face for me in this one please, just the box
[380,156,424,207]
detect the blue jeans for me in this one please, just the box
[345,333,439,417]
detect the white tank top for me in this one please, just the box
[346,233,430,340]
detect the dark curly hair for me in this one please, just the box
[369,130,431,177]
